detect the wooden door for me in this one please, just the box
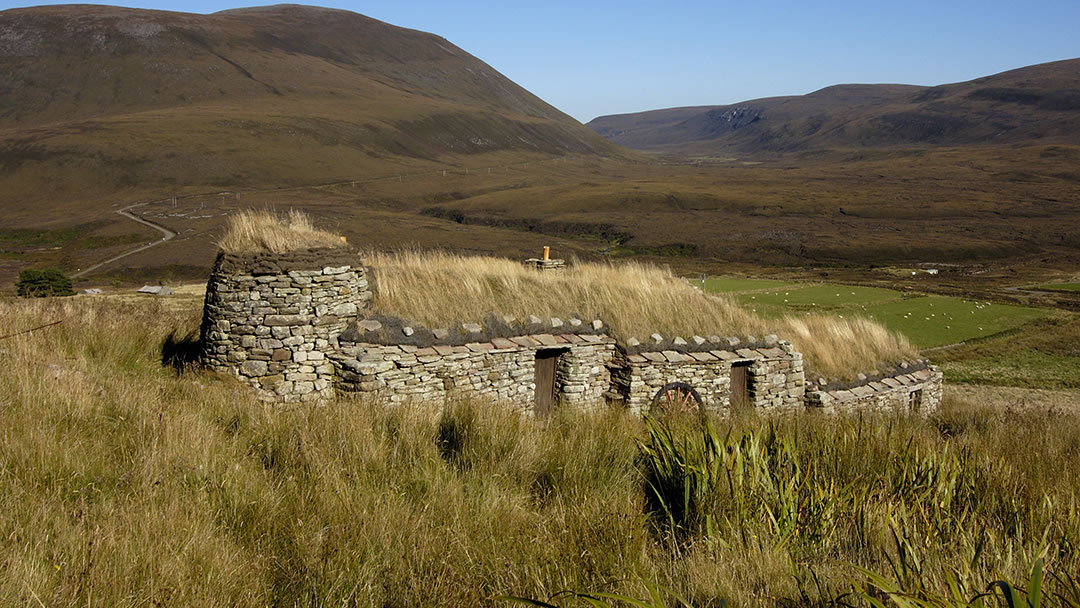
[908,389,923,412]
[730,361,751,408]
[534,350,560,417]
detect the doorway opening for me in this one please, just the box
[730,361,752,408]
[907,389,923,412]
[534,348,568,417]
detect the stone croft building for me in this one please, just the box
[200,248,942,415]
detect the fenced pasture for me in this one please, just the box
[707,279,1049,348]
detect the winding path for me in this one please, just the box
[72,203,177,279]
[70,153,585,280]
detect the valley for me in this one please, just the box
[1,7,1078,297]
[7,144,1078,307]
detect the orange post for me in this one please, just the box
[543,246,550,261]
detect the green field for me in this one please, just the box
[1036,282,1080,292]
[704,277,800,293]
[707,280,1049,348]
[930,316,1080,389]
[939,349,1080,389]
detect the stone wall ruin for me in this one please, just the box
[618,337,805,414]
[200,249,369,402]
[198,248,942,416]
[805,361,943,414]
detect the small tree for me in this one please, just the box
[16,269,74,297]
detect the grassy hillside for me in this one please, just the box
[587,58,1080,155]
[0,294,1077,606]
[0,4,625,218]
[2,9,1079,294]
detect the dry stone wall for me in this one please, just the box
[619,335,805,414]
[804,362,943,414]
[200,249,370,402]
[198,250,942,416]
[331,315,616,412]
[524,258,567,271]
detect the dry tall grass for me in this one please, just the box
[366,249,757,337]
[780,314,916,379]
[0,295,1076,607]
[364,249,915,377]
[212,213,913,376]
[218,209,345,253]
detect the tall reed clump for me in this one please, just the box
[635,406,1080,605]
[217,209,345,253]
[364,249,913,378]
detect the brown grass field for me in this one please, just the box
[364,248,915,379]
[2,8,1078,604]
[0,294,1077,607]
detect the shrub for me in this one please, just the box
[15,268,74,297]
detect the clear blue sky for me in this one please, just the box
[3,0,1078,122]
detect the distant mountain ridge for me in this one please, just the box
[0,4,621,213]
[587,59,1080,155]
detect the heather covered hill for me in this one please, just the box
[587,58,1080,155]
[0,4,623,214]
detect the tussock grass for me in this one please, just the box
[218,209,345,253]
[365,249,915,377]
[366,249,758,337]
[0,295,1077,606]
[781,314,916,379]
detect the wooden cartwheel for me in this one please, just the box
[650,382,704,414]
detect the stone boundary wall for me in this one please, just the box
[622,332,775,355]
[200,249,370,402]
[619,341,804,414]
[805,365,943,414]
[331,332,616,409]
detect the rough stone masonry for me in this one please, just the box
[200,249,369,402]
[199,247,942,414]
